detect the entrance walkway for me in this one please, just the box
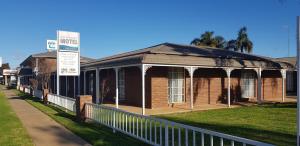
[1,87,91,146]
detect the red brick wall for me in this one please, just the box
[262,70,283,100]
[146,67,169,108]
[192,68,227,106]
[99,67,284,109]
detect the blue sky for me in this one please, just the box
[0,0,299,68]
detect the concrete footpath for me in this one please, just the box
[2,87,91,146]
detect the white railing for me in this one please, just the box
[48,93,76,112]
[24,87,31,94]
[85,103,273,146]
[33,89,43,99]
[19,86,24,91]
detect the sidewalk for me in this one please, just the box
[2,87,91,146]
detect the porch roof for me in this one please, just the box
[81,43,294,70]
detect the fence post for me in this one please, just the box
[75,95,92,122]
[165,122,169,146]
[113,110,116,133]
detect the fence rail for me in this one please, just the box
[85,103,273,146]
[48,93,76,112]
[19,86,24,92]
[24,87,30,94]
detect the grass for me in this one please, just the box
[0,87,33,146]
[16,91,147,146]
[157,103,296,146]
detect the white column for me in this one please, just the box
[96,69,100,104]
[281,69,287,102]
[225,68,232,107]
[186,67,195,110]
[83,71,86,95]
[142,65,146,115]
[256,68,262,104]
[115,68,119,109]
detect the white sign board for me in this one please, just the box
[57,30,80,76]
[3,69,17,75]
[58,52,79,76]
[47,40,57,51]
[0,57,2,67]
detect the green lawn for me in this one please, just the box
[16,91,147,146]
[0,89,33,146]
[157,103,296,146]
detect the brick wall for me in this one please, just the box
[262,70,283,100]
[96,67,284,109]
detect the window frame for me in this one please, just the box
[168,67,185,103]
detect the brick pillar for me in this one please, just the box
[43,89,49,104]
[76,95,92,122]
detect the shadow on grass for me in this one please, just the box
[259,102,296,108]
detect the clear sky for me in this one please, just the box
[0,0,299,68]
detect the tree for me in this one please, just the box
[191,31,218,47]
[236,27,253,53]
[215,36,226,48]
[225,39,238,51]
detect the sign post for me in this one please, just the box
[0,57,2,67]
[56,31,80,95]
[297,16,300,146]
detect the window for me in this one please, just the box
[168,67,184,103]
[241,71,255,98]
[118,69,125,100]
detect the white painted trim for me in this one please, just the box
[114,67,119,109]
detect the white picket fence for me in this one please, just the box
[33,89,43,99]
[19,86,24,91]
[24,87,31,94]
[47,93,76,112]
[85,103,273,146]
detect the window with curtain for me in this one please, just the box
[241,71,255,98]
[168,67,184,103]
[118,69,125,100]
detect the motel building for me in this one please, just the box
[18,43,296,115]
[77,43,295,115]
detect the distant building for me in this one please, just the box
[18,51,94,96]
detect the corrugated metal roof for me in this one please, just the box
[81,43,293,69]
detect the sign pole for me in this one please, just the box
[297,16,300,146]
[56,31,60,95]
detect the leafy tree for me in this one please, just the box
[215,36,226,48]
[236,27,253,53]
[191,31,219,47]
[225,39,238,51]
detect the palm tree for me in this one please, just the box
[191,31,224,48]
[215,36,226,48]
[225,39,238,51]
[236,27,253,53]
